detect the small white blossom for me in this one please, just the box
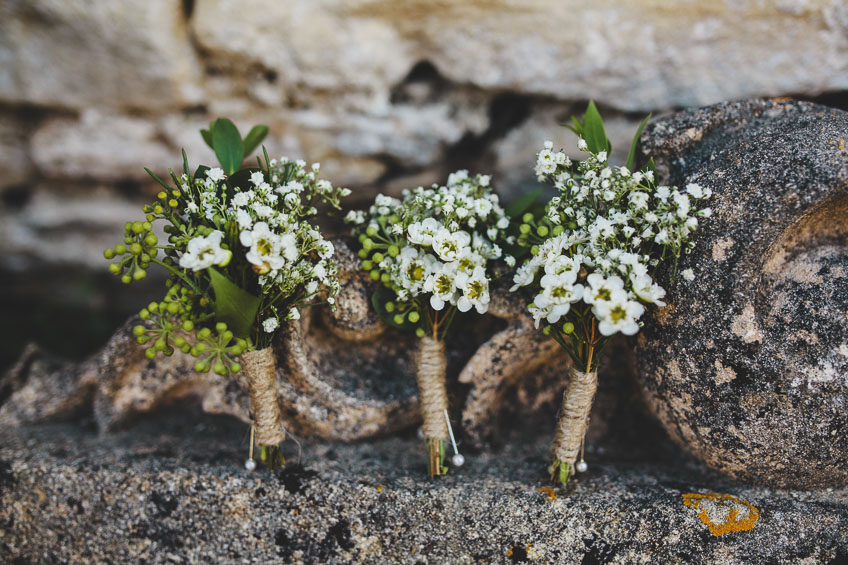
[262,317,279,333]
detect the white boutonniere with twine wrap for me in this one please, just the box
[510,102,712,485]
[345,171,515,477]
[104,118,349,470]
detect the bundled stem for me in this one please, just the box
[550,366,598,484]
[241,347,286,448]
[416,336,450,477]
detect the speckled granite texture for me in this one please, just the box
[636,99,848,489]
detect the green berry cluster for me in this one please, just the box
[516,212,567,257]
[134,313,247,377]
[104,220,159,284]
[356,222,434,337]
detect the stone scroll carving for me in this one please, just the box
[635,99,848,489]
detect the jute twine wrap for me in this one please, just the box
[241,347,286,446]
[416,337,449,440]
[552,368,598,464]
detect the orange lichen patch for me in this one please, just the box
[682,492,759,536]
[537,487,557,502]
[771,97,791,102]
[839,138,845,151]
[376,485,384,492]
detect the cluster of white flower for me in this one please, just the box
[348,171,512,323]
[178,159,349,327]
[513,140,711,336]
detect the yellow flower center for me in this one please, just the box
[610,305,627,322]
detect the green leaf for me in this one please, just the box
[211,118,244,176]
[242,125,269,157]
[564,115,584,137]
[194,165,210,182]
[201,128,214,150]
[505,187,542,219]
[644,157,657,176]
[225,167,261,192]
[625,113,651,172]
[208,268,262,339]
[145,168,172,191]
[582,100,609,154]
[182,148,190,178]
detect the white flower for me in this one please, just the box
[511,262,538,291]
[432,229,471,262]
[425,263,457,311]
[178,230,232,271]
[473,198,493,217]
[577,138,588,151]
[206,168,225,182]
[628,191,649,210]
[232,192,250,207]
[240,222,286,274]
[685,183,703,198]
[595,297,645,336]
[682,268,695,281]
[455,267,490,314]
[262,317,279,333]
[630,274,667,306]
[235,209,252,229]
[317,239,334,260]
[287,307,301,320]
[583,273,627,306]
[534,277,584,326]
[250,171,265,186]
[407,217,440,246]
[447,169,469,186]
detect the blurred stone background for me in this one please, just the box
[1,0,847,372]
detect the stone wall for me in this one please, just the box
[1,0,847,365]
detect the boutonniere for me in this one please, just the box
[104,118,350,469]
[346,170,514,476]
[511,103,712,484]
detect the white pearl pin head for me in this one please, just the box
[451,453,465,467]
[575,460,588,473]
[245,459,257,472]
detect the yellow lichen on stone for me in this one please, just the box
[682,492,759,536]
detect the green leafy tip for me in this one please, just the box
[625,113,652,172]
[211,118,244,176]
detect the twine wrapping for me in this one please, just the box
[551,367,598,464]
[416,336,449,441]
[241,347,286,446]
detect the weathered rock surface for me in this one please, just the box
[635,99,848,489]
[0,0,203,110]
[1,404,846,564]
[190,0,848,111]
